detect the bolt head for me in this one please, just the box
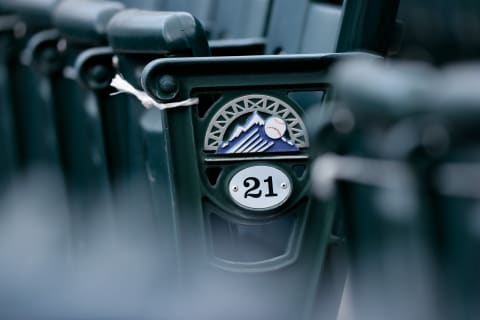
[89,65,109,82]
[159,75,178,94]
[154,74,179,100]
[86,64,114,90]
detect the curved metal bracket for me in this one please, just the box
[142,52,378,103]
[22,29,63,75]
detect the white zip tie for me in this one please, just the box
[110,74,199,110]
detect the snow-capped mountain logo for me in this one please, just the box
[216,112,299,154]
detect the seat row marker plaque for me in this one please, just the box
[229,165,292,211]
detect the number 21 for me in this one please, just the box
[243,176,279,198]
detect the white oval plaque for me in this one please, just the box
[228,165,292,211]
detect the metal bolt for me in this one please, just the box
[37,47,62,74]
[232,185,239,192]
[89,65,110,82]
[159,74,178,94]
[281,182,288,189]
[85,64,114,90]
[41,47,59,63]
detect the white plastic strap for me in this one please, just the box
[110,74,199,110]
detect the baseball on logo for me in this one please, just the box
[264,116,287,139]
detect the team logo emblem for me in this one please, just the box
[217,112,297,154]
[204,94,309,154]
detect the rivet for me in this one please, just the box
[89,65,110,82]
[41,47,59,63]
[281,182,288,189]
[159,74,178,94]
[232,185,239,192]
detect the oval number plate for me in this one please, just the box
[228,165,292,211]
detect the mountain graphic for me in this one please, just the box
[217,112,299,154]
